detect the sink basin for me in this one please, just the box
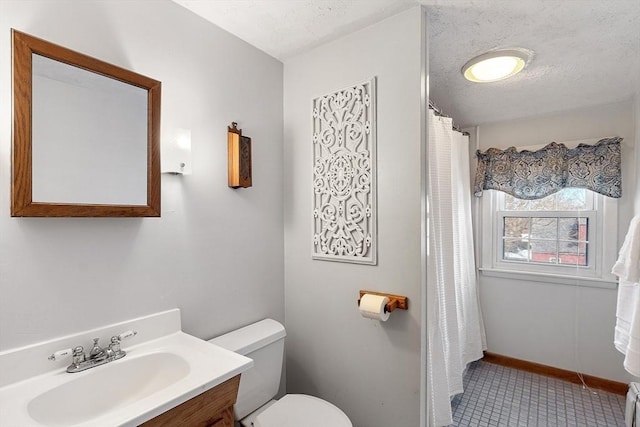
[0,310,253,427]
[27,352,190,426]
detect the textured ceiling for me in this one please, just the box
[172,0,416,59]
[428,0,640,127]
[172,0,640,127]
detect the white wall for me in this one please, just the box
[475,101,637,383]
[0,1,284,350]
[283,8,424,427]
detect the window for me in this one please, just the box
[476,137,620,285]
[499,188,594,268]
[480,187,617,283]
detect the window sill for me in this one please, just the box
[479,268,617,290]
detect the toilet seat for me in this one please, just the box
[254,394,352,427]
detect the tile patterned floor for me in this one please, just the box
[450,361,626,426]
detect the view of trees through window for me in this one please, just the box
[501,189,589,266]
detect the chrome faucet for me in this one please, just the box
[48,330,137,373]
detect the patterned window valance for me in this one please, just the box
[474,137,622,199]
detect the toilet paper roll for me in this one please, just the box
[359,294,390,321]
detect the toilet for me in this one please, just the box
[209,319,352,427]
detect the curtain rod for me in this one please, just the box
[428,99,443,116]
[428,99,469,136]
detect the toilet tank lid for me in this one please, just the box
[209,319,286,356]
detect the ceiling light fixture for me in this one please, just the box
[462,48,533,83]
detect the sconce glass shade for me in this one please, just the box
[161,128,192,174]
[462,48,532,83]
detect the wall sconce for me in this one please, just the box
[227,122,252,188]
[162,128,192,175]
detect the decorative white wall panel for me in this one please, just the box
[312,78,377,264]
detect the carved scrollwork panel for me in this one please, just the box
[312,78,377,264]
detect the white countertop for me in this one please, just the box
[0,310,253,426]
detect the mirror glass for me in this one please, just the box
[32,54,148,205]
[12,30,161,217]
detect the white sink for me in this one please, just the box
[0,310,253,427]
[28,352,190,426]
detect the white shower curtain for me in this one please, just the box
[427,109,486,426]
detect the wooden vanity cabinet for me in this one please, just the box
[140,375,240,427]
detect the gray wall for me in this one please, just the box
[0,0,284,350]
[636,95,640,215]
[283,8,424,427]
[475,101,637,383]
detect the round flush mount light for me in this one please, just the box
[462,48,533,83]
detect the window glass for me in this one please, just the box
[531,217,556,239]
[500,189,590,268]
[504,188,588,211]
[504,217,528,237]
[503,237,529,261]
[556,188,587,210]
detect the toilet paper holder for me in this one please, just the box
[358,290,408,313]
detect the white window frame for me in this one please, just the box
[478,141,618,288]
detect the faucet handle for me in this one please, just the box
[109,330,136,360]
[72,346,86,365]
[48,348,73,361]
[109,330,136,347]
[116,330,137,341]
[48,346,86,366]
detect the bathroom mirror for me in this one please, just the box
[11,29,161,217]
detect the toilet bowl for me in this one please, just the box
[209,319,352,427]
[241,394,351,427]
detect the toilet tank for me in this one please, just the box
[209,319,286,420]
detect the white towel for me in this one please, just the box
[619,279,640,376]
[613,215,640,284]
[616,281,639,354]
[613,215,640,376]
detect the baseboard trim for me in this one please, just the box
[483,351,627,396]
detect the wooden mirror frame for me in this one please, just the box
[11,29,161,217]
